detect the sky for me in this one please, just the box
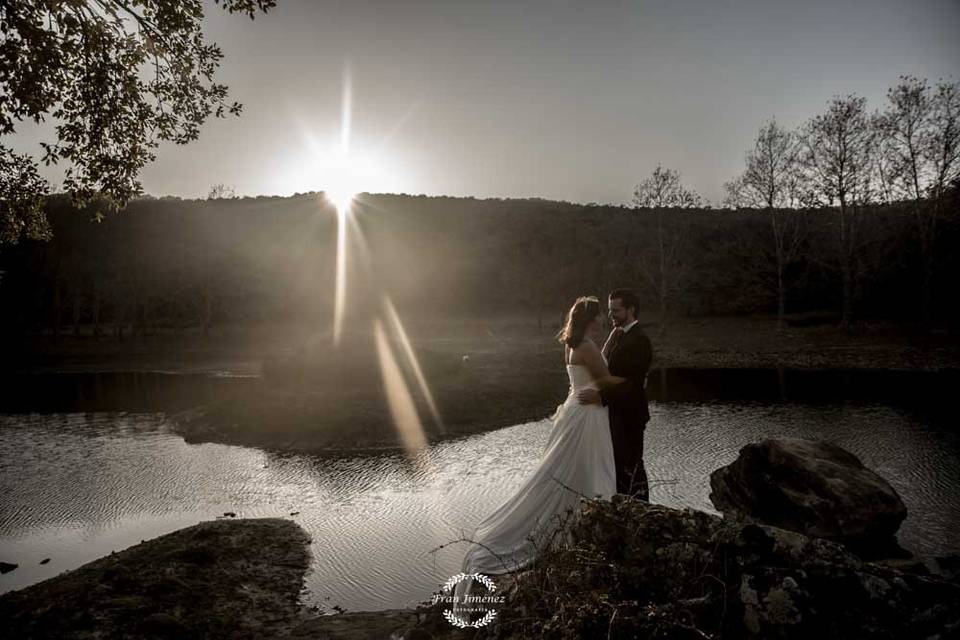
[9,0,960,205]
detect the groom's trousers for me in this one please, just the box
[611,418,649,501]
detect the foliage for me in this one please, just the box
[0,146,50,243]
[208,183,237,200]
[0,0,275,241]
[2,193,947,345]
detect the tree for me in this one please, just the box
[631,165,704,334]
[797,95,877,329]
[0,146,50,243]
[875,75,960,325]
[0,0,276,243]
[723,119,807,333]
[207,183,237,200]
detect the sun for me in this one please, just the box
[326,184,355,212]
[320,149,366,212]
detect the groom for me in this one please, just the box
[578,288,653,500]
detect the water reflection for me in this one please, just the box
[1,404,958,612]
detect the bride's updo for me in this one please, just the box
[556,296,600,349]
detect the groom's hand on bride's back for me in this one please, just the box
[578,389,602,405]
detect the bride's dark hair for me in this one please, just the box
[557,296,601,349]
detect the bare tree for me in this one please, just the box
[797,95,877,329]
[723,119,807,333]
[876,76,960,325]
[631,165,704,335]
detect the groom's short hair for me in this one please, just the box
[609,288,639,315]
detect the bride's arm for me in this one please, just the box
[577,341,626,389]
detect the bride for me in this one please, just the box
[453,295,626,606]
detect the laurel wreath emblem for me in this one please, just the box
[443,608,497,628]
[441,572,500,628]
[442,572,497,593]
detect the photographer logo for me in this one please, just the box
[432,572,506,628]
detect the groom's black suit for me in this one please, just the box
[600,323,653,499]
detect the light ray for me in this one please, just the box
[346,206,372,269]
[331,62,355,346]
[345,210,442,431]
[316,66,440,468]
[371,100,421,155]
[374,319,427,459]
[383,295,444,430]
[340,63,352,154]
[332,202,348,346]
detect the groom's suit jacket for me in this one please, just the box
[600,325,653,426]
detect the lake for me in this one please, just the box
[1,393,957,612]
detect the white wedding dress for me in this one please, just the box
[452,363,617,608]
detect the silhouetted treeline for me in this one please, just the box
[0,190,958,339]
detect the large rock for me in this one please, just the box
[709,438,907,553]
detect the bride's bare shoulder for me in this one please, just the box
[578,338,600,353]
[569,338,599,364]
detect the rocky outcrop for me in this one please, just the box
[0,518,313,640]
[708,438,908,555]
[410,498,960,639]
[937,555,960,582]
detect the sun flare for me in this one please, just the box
[318,63,431,464]
[319,149,381,212]
[326,187,355,213]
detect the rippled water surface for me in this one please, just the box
[1,403,958,611]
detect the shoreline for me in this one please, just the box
[3,315,957,454]
[4,505,953,639]
[2,361,955,457]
